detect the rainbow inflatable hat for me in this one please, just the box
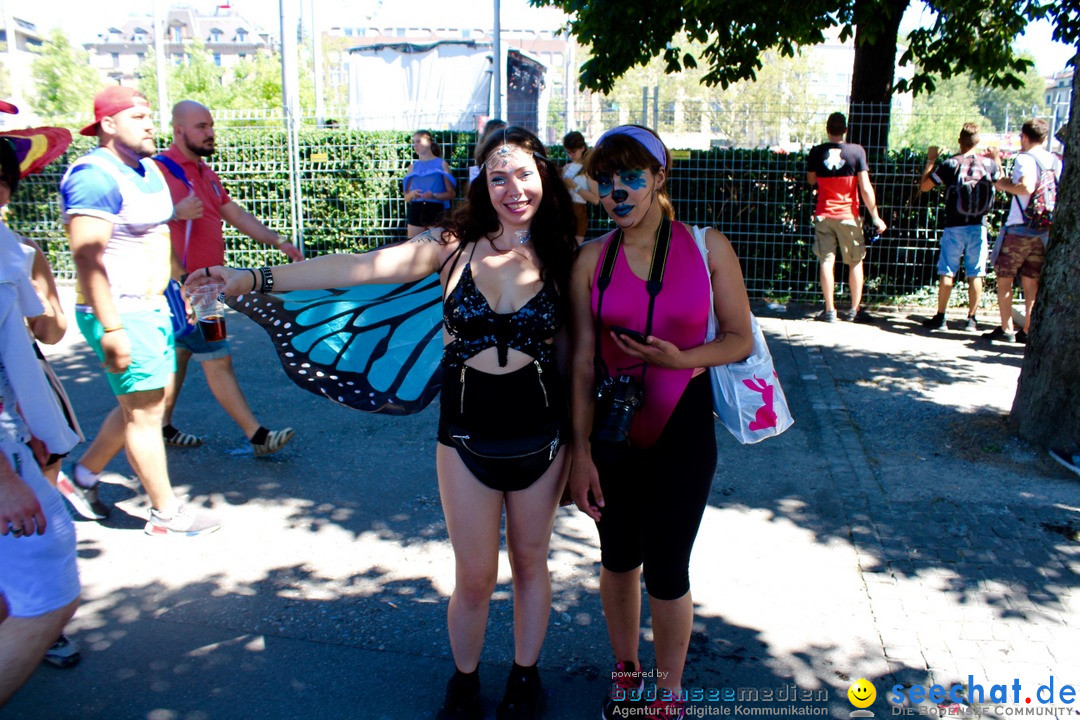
[0,100,74,176]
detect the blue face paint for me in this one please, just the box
[619,171,647,191]
[596,174,613,198]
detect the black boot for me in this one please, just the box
[496,662,543,720]
[436,668,483,720]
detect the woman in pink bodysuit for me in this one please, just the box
[567,125,753,720]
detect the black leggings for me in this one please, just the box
[593,372,717,601]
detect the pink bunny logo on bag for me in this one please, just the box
[743,373,778,431]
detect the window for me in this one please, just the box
[172,26,183,42]
[210,28,222,43]
[111,52,120,68]
[236,28,247,42]
[133,28,147,43]
[213,53,222,66]
[344,27,353,37]
[238,52,246,60]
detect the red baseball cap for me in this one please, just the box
[79,86,150,137]
[0,100,18,115]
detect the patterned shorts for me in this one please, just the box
[994,230,1046,280]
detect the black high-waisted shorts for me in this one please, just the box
[407,200,446,227]
[438,360,567,492]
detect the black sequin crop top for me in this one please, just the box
[443,262,564,368]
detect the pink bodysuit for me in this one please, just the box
[591,221,710,447]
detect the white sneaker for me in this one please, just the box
[144,505,222,537]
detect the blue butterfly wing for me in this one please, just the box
[224,275,443,415]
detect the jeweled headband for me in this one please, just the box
[594,125,668,169]
[479,127,548,171]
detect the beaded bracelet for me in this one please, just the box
[258,266,274,294]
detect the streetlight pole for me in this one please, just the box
[493,0,502,120]
[280,0,304,251]
[152,0,169,134]
[311,0,325,126]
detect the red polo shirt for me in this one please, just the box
[155,145,232,272]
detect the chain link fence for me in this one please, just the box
[7,101,1033,306]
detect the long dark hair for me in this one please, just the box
[441,126,577,295]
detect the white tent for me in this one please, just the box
[347,41,493,131]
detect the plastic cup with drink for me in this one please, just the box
[188,283,227,342]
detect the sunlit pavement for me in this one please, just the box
[7,291,1078,719]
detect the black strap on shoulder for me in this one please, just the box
[438,239,471,301]
[592,217,672,382]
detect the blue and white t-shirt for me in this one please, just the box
[60,148,174,311]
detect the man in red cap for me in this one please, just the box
[58,86,221,537]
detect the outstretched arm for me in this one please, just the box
[220,201,304,262]
[188,230,451,296]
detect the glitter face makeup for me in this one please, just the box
[485,145,543,231]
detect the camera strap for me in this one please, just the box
[593,216,673,384]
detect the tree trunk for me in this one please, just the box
[847,0,907,155]
[1011,56,1080,451]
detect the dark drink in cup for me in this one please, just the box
[189,283,227,341]
[199,314,227,342]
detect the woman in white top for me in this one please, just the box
[561,131,599,244]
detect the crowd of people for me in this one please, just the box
[0,83,1068,720]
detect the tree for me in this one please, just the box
[136,40,229,111]
[588,37,822,148]
[894,72,992,150]
[972,56,1047,135]
[533,0,1054,152]
[1011,59,1079,452]
[136,42,317,117]
[30,29,102,120]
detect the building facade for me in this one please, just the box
[84,6,273,87]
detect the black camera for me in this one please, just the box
[592,375,643,446]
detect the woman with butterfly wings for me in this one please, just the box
[189,126,578,720]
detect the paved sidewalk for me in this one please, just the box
[5,296,1078,719]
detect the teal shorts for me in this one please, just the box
[77,308,176,395]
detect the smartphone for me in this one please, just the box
[610,325,648,344]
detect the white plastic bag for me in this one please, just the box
[692,227,794,444]
[709,315,794,443]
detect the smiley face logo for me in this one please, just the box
[848,678,876,708]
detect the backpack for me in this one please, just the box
[1022,153,1057,231]
[953,154,995,218]
[153,154,197,338]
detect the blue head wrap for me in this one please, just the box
[594,126,668,169]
